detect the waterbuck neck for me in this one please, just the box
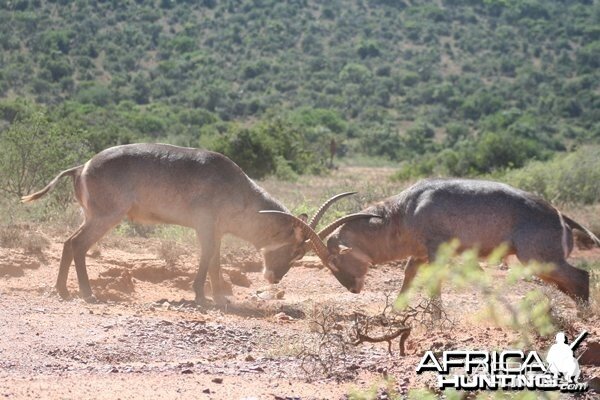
[225,179,292,249]
[360,220,402,263]
[338,205,406,264]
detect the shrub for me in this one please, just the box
[393,130,549,180]
[211,118,323,179]
[0,224,49,256]
[156,239,187,266]
[274,156,299,182]
[501,146,600,205]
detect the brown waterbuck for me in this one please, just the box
[22,143,369,304]
[264,178,599,304]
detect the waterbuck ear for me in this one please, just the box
[293,225,305,242]
[297,213,308,223]
[293,213,309,241]
[338,245,353,255]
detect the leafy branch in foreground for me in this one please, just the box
[395,240,557,348]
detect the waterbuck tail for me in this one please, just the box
[563,214,600,248]
[21,165,83,203]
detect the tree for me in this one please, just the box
[0,111,91,201]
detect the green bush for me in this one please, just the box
[392,130,549,180]
[501,145,600,205]
[0,0,597,180]
[210,118,324,179]
[211,126,276,178]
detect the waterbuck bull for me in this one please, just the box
[22,143,368,304]
[266,178,599,303]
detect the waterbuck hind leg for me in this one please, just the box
[514,229,589,304]
[536,261,590,304]
[56,240,74,299]
[71,217,121,302]
[55,225,85,298]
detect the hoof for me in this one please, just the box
[83,294,99,304]
[212,293,230,307]
[194,295,208,307]
[56,287,71,300]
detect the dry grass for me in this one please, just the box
[562,203,600,239]
[261,166,407,226]
[155,239,188,266]
[0,224,49,257]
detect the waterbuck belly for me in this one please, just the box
[127,203,198,228]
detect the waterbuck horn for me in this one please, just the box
[308,191,357,229]
[258,210,337,272]
[316,213,381,240]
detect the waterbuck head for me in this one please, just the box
[259,192,358,284]
[260,213,309,284]
[325,233,373,293]
[259,208,381,291]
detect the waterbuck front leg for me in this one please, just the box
[193,223,217,305]
[208,239,228,306]
[399,256,428,294]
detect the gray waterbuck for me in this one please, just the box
[266,178,599,304]
[22,143,369,304]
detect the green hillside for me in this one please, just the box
[0,0,598,182]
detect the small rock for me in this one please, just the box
[256,290,273,300]
[227,269,252,287]
[245,354,255,362]
[212,377,223,384]
[275,290,285,300]
[181,369,193,374]
[238,260,263,273]
[587,376,600,393]
[202,388,211,394]
[273,312,293,322]
[580,341,600,366]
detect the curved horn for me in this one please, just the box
[317,213,381,240]
[300,213,381,261]
[258,210,337,272]
[308,191,357,229]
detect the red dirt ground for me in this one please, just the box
[0,233,599,399]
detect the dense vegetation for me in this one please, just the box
[0,0,598,186]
